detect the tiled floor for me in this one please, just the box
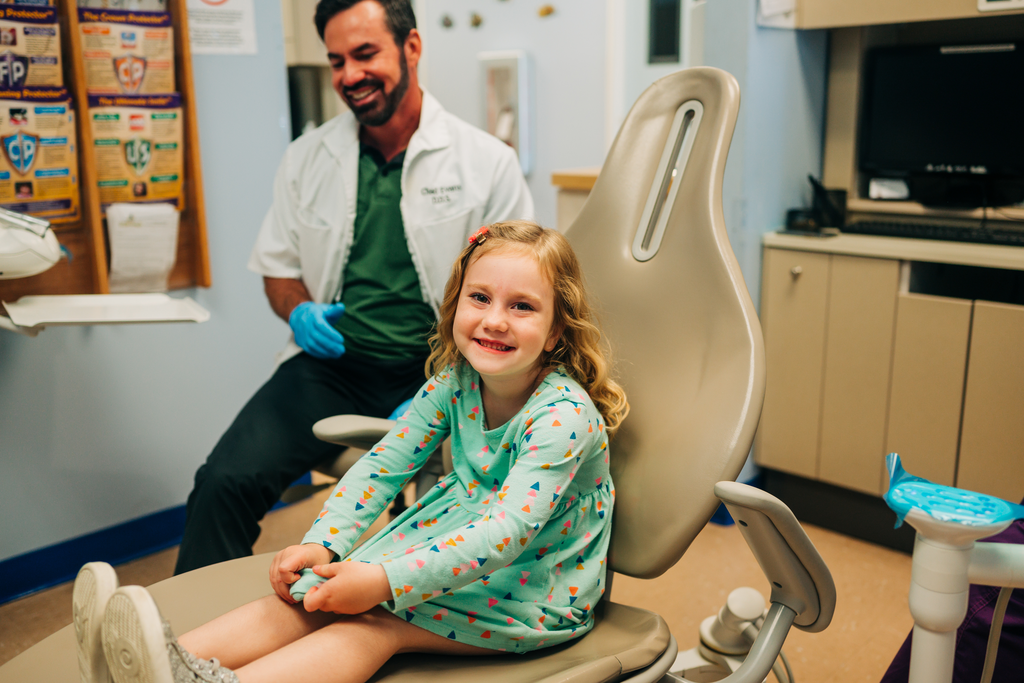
[0,483,913,682]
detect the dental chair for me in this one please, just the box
[0,67,836,683]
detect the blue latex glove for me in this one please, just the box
[289,302,346,359]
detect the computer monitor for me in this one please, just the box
[859,42,1024,207]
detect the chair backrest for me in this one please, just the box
[564,67,765,579]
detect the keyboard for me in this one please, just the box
[842,221,1024,246]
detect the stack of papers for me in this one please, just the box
[107,202,181,293]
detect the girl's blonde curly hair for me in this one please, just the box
[426,220,629,433]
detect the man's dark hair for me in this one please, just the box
[315,0,417,46]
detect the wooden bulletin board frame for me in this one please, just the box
[0,0,210,302]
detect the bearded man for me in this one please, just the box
[175,0,532,573]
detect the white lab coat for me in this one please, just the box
[248,90,534,364]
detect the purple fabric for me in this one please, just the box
[881,510,1024,683]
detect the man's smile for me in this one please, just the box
[345,82,382,105]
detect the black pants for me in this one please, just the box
[174,352,426,574]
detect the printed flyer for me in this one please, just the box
[79,8,174,94]
[0,86,79,222]
[0,5,62,89]
[88,92,183,211]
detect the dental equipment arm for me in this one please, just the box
[885,453,1024,683]
[970,542,1024,588]
[312,414,397,450]
[310,413,450,495]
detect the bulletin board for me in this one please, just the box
[0,0,209,302]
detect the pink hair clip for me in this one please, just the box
[468,225,489,244]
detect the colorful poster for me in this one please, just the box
[79,8,174,94]
[0,5,61,89]
[88,93,183,212]
[0,86,79,222]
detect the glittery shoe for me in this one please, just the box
[101,586,239,683]
[73,562,119,683]
[165,628,239,683]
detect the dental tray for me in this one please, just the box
[1,293,210,329]
[884,453,1024,528]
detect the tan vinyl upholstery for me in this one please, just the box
[0,67,762,683]
[567,68,761,579]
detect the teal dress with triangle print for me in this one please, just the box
[294,364,615,653]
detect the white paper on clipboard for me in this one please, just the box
[106,202,181,293]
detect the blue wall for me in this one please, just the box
[0,4,292,563]
[701,0,828,482]
[704,0,828,306]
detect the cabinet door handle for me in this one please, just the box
[791,266,803,277]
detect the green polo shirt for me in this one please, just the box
[334,144,436,361]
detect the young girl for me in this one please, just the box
[73,220,629,683]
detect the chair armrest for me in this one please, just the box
[312,415,396,450]
[714,481,836,634]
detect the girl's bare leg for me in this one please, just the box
[234,606,496,683]
[177,595,337,669]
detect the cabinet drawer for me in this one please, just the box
[958,300,1024,502]
[818,255,899,495]
[756,249,830,478]
[885,293,971,487]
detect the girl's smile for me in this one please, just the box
[474,337,514,352]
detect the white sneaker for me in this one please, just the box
[101,586,239,683]
[102,586,173,683]
[73,562,119,683]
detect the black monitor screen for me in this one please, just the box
[860,43,1024,178]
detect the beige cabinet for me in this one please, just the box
[958,301,1024,503]
[817,256,900,494]
[757,251,899,494]
[757,242,1024,502]
[885,294,972,487]
[778,0,1024,29]
[757,249,830,479]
